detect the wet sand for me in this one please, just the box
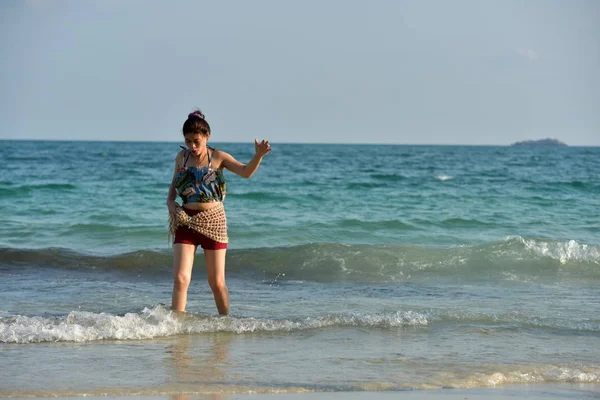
[6,383,599,400]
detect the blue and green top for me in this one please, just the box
[174,146,226,203]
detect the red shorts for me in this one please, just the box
[173,209,228,250]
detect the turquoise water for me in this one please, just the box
[0,140,599,396]
[1,141,599,250]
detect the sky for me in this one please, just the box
[1,0,599,145]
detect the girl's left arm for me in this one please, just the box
[220,139,271,178]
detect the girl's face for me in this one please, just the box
[184,133,208,156]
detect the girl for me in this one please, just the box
[167,110,271,315]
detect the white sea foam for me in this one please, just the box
[0,306,428,343]
[507,236,600,264]
[454,365,600,388]
[436,175,454,181]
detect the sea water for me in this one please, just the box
[0,140,599,396]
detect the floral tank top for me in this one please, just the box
[174,146,226,203]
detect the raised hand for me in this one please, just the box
[254,139,272,157]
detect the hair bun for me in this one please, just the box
[188,110,205,120]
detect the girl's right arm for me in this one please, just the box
[166,153,183,214]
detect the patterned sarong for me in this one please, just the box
[169,202,229,243]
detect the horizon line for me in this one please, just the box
[1,138,596,147]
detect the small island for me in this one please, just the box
[511,138,567,146]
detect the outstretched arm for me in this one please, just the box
[220,139,271,178]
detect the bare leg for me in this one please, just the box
[204,249,229,315]
[172,243,197,312]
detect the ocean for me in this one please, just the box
[0,140,599,397]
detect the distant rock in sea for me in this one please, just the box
[511,138,567,146]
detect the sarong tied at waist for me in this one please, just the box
[169,202,229,243]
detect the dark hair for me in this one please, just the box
[182,109,211,136]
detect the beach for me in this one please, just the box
[6,385,600,399]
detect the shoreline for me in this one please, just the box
[3,384,600,400]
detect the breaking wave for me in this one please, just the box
[0,306,428,343]
[1,236,598,283]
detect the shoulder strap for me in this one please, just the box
[207,146,216,167]
[179,146,191,168]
